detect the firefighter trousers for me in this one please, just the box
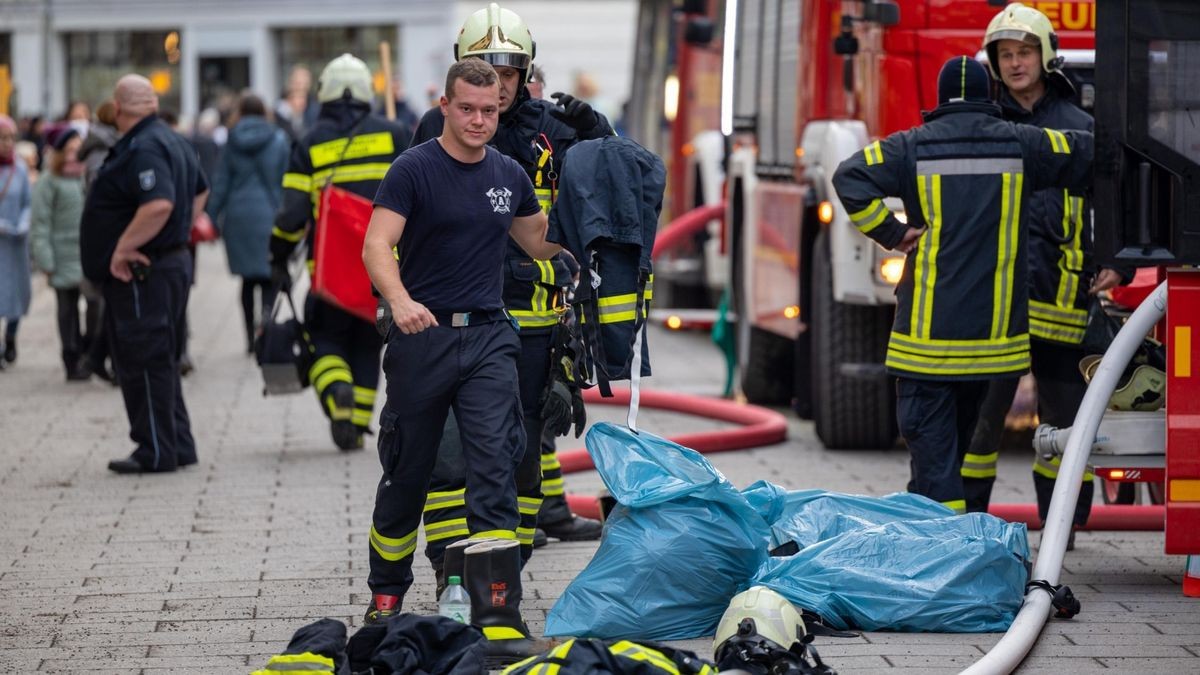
[896,377,989,513]
[369,320,525,598]
[962,340,1095,525]
[423,332,549,568]
[304,294,381,432]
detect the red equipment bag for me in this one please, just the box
[312,184,376,322]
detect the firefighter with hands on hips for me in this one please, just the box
[832,55,1094,514]
[362,58,562,662]
[961,4,1128,546]
[80,74,208,475]
[407,1,612,578]
[269,54,409,452]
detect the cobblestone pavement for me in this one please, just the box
[1,246,1197,673]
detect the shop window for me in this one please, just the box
[66,30,182,116]
[274,25,395,100]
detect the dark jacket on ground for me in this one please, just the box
[206,116,289,279]
[832,100,1094,381]
[409,89,612,334]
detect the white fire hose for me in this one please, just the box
[961,281,1167,675]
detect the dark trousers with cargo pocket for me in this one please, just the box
[369,319,525,599]
[103,249,196,471]
[422,332,549,569]
[897,377,989,513]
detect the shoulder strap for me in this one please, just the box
[321,110,372,189]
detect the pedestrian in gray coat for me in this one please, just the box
[0,114,32,369]
[206,93,289,352]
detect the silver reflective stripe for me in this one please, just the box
[916,158,1024,175]
[263,660,332,672]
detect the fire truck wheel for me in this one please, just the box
[810,230,897,450]
[741,327,795,406]
[1100,479,1138,505]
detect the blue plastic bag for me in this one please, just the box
[754,513,1030,632]
[544,423,771,640]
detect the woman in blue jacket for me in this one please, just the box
[207,93,290,353]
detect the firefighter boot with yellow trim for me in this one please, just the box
[463,538,548,666]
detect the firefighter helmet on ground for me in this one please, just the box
[455,3,536,80]
[983,4,1065,81]
[713,586,806,663]
[1078,355,1166,412]
[317,53,374,104]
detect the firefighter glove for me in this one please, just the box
[549,92,599,133]
[541,356,587,438]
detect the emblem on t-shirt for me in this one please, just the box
[486,187,512,214]
[139,169,156,191]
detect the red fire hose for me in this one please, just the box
[651,203,725,259]
[556,389,1166,529]
[561,388,788,519]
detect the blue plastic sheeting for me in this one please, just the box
[544,423,771,640]
[755,514,1030,632]
[545,422,1030,639]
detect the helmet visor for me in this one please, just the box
[987,29,1040,46]
[477,51,531,70]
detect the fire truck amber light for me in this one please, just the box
[818,201,834,224]
[666,315,684,330]
[1108,469,1126,480]
[1171,479,1200,502]
[879,258,905,285]
[783,305,800,319]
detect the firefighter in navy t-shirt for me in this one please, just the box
[361,59,559,664]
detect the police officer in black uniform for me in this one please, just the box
[80,74,208,474]
[412,3,610,577]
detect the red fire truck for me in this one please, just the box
[723,0,1097,449]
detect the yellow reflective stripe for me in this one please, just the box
[540,455,561,471]
[516,526,537,545]
[310,355,350,377]
[518,497,543,515]
[535,187,553,214]
[282,172,313,192]
[502,652,545,675]
[1056,192,1085,309]
[865,140,884,166]
[992,172,1022,340]
[424,518,470,542]
[889,331,1028,354]
[313,370,353,395]
[252,651,336,674]
[1033,454,1095,481]
[471,529,517,540]
[912,174,941,339]
[311,162,392,187]
[848,198,889,233]
[597,292,649,324]
[541,477,565,495]
[309,132,396,168]
[508,311,561,328]
[886,349,1030,375]
[610,641,680,675]
[1044,128,1070,154]
[941,499,966,514]
[369,524,417,561]
[272,226,306,243]
[424,489,467,512]
[1029,300,1088,327]
[484,626,528,641]
[1030,320,1086,344]
[351,410,373,426]
[961,451,999,478]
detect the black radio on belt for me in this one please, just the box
[130,262,150,282]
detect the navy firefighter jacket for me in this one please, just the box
[832,100,1094,381]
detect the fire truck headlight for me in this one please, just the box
[818,201,834,224]
[879,256,905,285]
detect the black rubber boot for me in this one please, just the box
[436,537,497,600]
[532,528,548,549]
[329,383,363,451]
[463,539,548,667]
[539,494,603,541]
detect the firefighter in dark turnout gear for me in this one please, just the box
[832,56,1094,513]
[269,54,409,451]
[962,5,1125,539]
[411,2,611,580]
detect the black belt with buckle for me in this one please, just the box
[432,309,510,327]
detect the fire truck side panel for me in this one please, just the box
[1166,271,1200,554]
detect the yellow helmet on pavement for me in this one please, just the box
[317,53,374,104]
[455,3,536,81]
[983,4,1065,81]
[713,586,806,664]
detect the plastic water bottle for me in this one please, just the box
[438,576,471,623]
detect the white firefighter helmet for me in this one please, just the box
[455,3,535,79]
[983,4,1065,81]
[1078,355,1166,412]
[317,53,374,104]
[713,586,806,663]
